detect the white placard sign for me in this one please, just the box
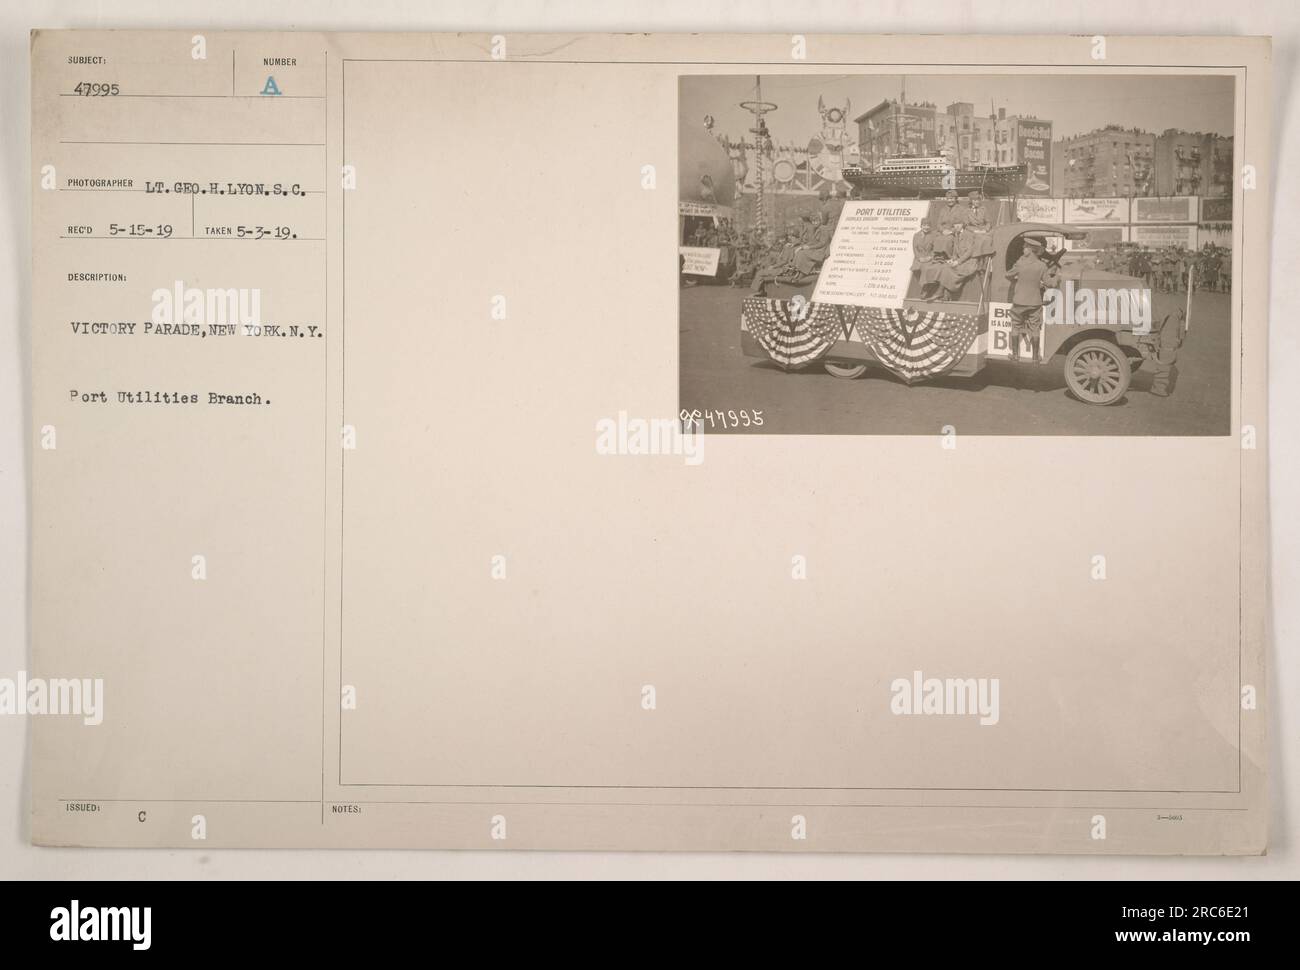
[987,302,1040,360]
[811,200,930,306]
[679,246,721,276]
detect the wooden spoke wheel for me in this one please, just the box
[1064,339,1131,405]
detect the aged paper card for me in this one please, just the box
[28,31,1269,852]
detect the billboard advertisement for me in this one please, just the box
[1132,196,1197,223]
[1015,197,1063,222]
[1067,226,1128,250]
[1131,224,1198,249]
[1017,119,1053,195]
[1064,197,1130,224]
[1199,196,1233,223]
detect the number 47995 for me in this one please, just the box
[73,82,120,96]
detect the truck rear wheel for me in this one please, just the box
[1064,339,1131,405]
[825,361,867,379]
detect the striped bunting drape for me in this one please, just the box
[852,306,981,384]
[741,298,857,370]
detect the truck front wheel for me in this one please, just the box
[1064,339,1131,405]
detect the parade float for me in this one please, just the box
[740,206,1189,406]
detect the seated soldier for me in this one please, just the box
[963,190,995,257]
[792,211,833,275]
[935,189,963,234]
[911,219,936,292]
[819,185,846,228]
[938,221,980,300]
[750,228,801,292]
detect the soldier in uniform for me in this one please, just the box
[939,221,980,300]
[1138,248,1155,290]
[911,218,936,296]
[964,190,990,231]
[1157,250,1175,293]
[964,190,995,257]
[792,210,834,275]
[1127,247,1143,279]
[1150,309,1186,397]
[935,189,962,234]
[1198,246,1220,293]
[750,227,801,292]
[819,185,846,228]
[1004,235,1060,373]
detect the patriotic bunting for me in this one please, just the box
[743,299,981,384]
[741,298,856,370]
[852,306,981,384]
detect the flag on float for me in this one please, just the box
[741,298,856,370]
[854,306,981,384]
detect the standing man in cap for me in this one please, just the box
[1004,234,1060,373]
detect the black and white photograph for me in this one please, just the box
[1,0,1297,942]
[679,73,1236,434]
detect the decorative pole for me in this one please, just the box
[740,75,778,235]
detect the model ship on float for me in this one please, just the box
[842,155,1030,199]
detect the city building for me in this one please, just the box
[1053,125,1233,199]
[1153,129,1234,198]
[1052,126,1156,198]
[854,98,941,165]
[934,102,1000,167]
[854,101,1051,182]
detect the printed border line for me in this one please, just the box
[57,797,1250,811]
[322,48,329,826]
[335,56,1250,799]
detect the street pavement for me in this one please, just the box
[679,284,1232,435]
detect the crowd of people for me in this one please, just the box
[682,191,842,292]
[689,187,1003,299]
[683,189,1232,302]
[908,189,998,301]
[1089,241,1232,294]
